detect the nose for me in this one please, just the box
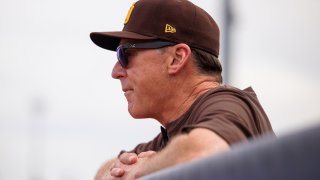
[111,61,127,79]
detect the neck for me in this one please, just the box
[159,79,220,127]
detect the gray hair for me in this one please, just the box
[191,48,223,83]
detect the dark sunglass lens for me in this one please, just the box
[117,47,127,67]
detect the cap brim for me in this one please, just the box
[90,31,157,51]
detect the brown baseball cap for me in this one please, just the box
[90,0,220,57]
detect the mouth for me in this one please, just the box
[123,88,133,97]
[122,88,133,93]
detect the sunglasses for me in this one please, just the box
[116,41,176,68]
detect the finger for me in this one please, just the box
[102,174,122,180]
[110,167,125,177]
[119,152,138,164]
[105,177,120,180]
[138,151,157,158]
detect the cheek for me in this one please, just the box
[133,70,164,103]
[136,76,157,97]
[129,54,168,101]
[131,64,163,90]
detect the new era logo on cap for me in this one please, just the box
[165,24,176,33]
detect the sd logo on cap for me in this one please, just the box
[124,2,136,25]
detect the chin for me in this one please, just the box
[128,108,149,119]
[129,111,147,119]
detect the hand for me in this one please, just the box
[109,151,157,180]
[109,153,138,178]
[95,153,138,180]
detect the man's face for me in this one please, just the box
[111,40,172,119]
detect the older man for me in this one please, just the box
[90,0,274,179]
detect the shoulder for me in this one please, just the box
[191,85,257,111]
[180,85,271,144]
[200,85,256,99]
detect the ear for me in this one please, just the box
[168,44,192,75]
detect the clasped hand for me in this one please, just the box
[105,151,156,180]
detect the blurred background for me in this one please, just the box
[1,0,319,179]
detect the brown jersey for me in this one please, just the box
[124,85,274,155]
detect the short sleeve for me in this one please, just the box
[182,93,258,144]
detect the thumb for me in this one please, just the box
[138,151,157,158]
[119,152,138,164]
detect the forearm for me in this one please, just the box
[137,141,187,176]
[138,128,230,177]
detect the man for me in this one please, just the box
[90,0,274,179]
